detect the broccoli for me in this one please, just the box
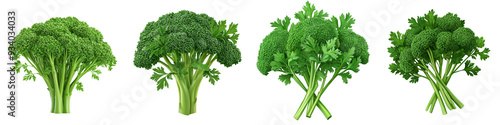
[256,1,369,120]
[13,17,116,113]
[388,10,490,115]
[133,10,241,115]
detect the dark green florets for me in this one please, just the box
[388,9,489,84]
[399,49,416,73]
[437,13,465,32]
[134,10,241,69]
[14,17,116,68]
[436,32,458,53]
[216,39,242,67]
[453,27,475,51]
[257,28,288,75]
[338,29,369,64]
[286,18,337,51]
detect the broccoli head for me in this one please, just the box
[133,10,241,115]
[256,1,369,120]
[388,10,490,115]
[437,13,465,32]
[257,28,288,75]
[286,17,337,51]
[13,17,116,113]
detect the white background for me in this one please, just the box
[1,0,499,125]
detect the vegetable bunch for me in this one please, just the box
[13,17,116,113]
[134,10,241,115]
[257,2,369,120]
[388,10,490,114]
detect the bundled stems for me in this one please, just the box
[418,50,465,115]
[159,52,216,115]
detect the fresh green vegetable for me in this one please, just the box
[13,17,116,113]
[257,1,369,120]
[388,10,490,115]
[133,10,241,115]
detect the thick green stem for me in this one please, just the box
[293,62,318,120]
[306,68,340,117]
[289,68,331,119]
[423,71,447,115]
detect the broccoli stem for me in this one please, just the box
[289,68,332,119]
[425,55,468,113]
[422,52,465,114]
[305,67,341,118]
[294,62,318,120]
[423,70,447,115]
[161,52,217,115]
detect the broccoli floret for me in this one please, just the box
[217,39,242,67]
[388,10,490,115]
[256,1,369,120]
[437,13,465,32]
[404,28,421,47]
[436,32,459,53]
[257,28,288,75]
[286,17,337,51]
[399,49,416,73]
[338,29,369,64]
[133,10,241,115]
[453,27,475,51]
[13,17,116,113]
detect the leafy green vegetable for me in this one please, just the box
[133,10,241,115]
[257,1,369,120]
[388,10,490,115]
[13,17,116,113]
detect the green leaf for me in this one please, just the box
[270,52,287,71]
[313,10,329,19]
[424,9,437,29]
[278,74,293,85]
[476,36,485,48]
[157,77,168,90]
[408,17,426,31]
[321,38,342,62]
[389,63,399,73]
[389,31,404,46]
[331,15,339,28]
[91,69,101,80]
[204,68,221,85]
[153,67,167,74]
[341,47,356,64]
[478,48,490,61]
[271,16,291,30]
[23,69,36,81]
[339,72,352,84]
[464,60,481,76]
[316,71,327,80]
[409,76,419,83]
[294,1,327,21]
[190,63,210,71]
[150,66,173,91]
[76,82,84,92]
[91,73,99,80]
[338,13,355,30]
[346,57,361,73]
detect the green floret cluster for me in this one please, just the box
[388,10,490,115]
[256,1,369,120]
[13,17,116,113]
[133,10,241,115]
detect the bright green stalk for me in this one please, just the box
[306,67,341,117]
[294,62,319,120]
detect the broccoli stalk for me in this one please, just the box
[13,17,116,113]
[257,1,369,120]
[134,10,241,115]
[388,10,490,115]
